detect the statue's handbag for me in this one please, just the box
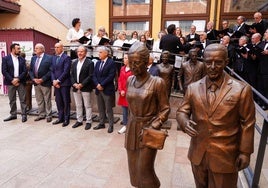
[140,127,168,150]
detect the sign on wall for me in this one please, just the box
[0,42,7,95]
[13,41,34,61]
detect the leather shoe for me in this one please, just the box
[46,117,52,123]
[52,119,63,125]
[72,121,83,128]
[85,123,91,130]
[62,120,69,127]
[93,124,105,130]
[22,115,27,123]
[108,125,114,133]
[3,115,17,122]
[34,116,45,121]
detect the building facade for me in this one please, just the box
[95,0,268,39]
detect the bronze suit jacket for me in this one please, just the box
[177,73,255,173]
[178,60,206,92]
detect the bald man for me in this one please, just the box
[51,43,72,127]
[250,12,268,36]
[29,43,53,122]
[177,43,255,188]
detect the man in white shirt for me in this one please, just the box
[2,43,27,122]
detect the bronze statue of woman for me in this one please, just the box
[125,42,170,188]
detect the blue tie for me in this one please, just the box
[56,56,60,64]
[99,61,104,71]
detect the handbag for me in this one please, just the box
[140,127,168,150]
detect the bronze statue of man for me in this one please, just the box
[176,43,255,188]
[157,50,174,97]
[125,42,170,188]
[178,49,206,93]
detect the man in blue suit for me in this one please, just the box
[148,53,160,76]
[29,43,52,123]
[93,46,116,133]
[2,43,27,122]
[51,43,72,127]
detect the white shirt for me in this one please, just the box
[152,39,161,62]
[92,35,102,58]
[264,42,268,50]
[66,27,84,50]
[36,53,44,71]
[11,54,19,77]
[129,38,138,44]
[77,57,86,83]
[112,39,128,59]
[66,27,84,43]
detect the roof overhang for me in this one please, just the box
[0,0,20,14]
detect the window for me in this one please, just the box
[165,20,206,34]
[164,0,208,15]
[223,0,268,13]
[110,0,152,38]
[112,0,151,16]
[162,0,210,33]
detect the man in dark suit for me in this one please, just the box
[148,54,160,76]
[232,16,248,39]
[29,43,52,123]
[177,43,255,188]
[221,35,236,71]
[186,25,200,43]
[256,29,268,110]
[206,21,219,41]
[159,24,183,65]
[92,46,116,133]
[246,33,262,94]
[250,12,268,37]
[70,45,95,130]
[51,43,72,127]
[2,43,27,122]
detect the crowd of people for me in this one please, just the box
[1,11,267,188]
[2,11,268,127]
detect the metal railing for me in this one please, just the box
[226,66,268,188]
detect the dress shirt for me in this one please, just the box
[77,57,86,83]
[264,41,268,50]
[11,54,19,77]
[36,53,44,71]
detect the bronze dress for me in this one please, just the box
[125,74,170,188]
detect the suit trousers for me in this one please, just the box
[191,152,238,188]
[7,84,27,116]
[96,91,114,126]
[34,85,52,118]
[54,86,71,121]
[73,91,92,123]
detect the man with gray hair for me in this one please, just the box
[71,45,95,130]
[29,43,53,122]
[93,46,116,133]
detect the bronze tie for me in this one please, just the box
[208,84,217,106]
